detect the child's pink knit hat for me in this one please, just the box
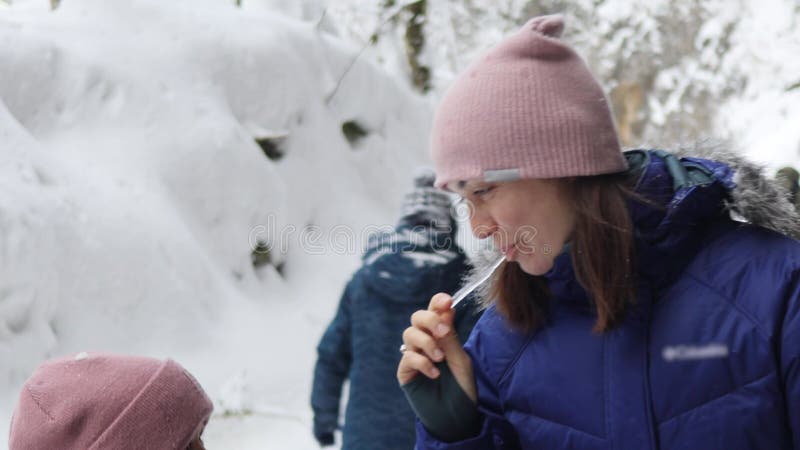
[431,14,627,189]
[9,352,213,450]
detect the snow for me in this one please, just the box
[400,250,458,268]
[715,0,800,169]
[326,0,800,169]
[1,0,799,449]
[0,1,431,448]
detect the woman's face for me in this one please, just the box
[451,177,576,275]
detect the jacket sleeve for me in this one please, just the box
[310,282,355,445]
[413,314,521,450]
[781,270,800,448]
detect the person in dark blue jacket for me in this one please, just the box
[311,169,476,449]
[398,14,800,450]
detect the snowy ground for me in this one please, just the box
[0,1,432,448]
[1,1,798,449]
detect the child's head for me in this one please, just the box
[399,167,456,232]
[9,352,213,450]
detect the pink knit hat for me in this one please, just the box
[9,352,213,450]
[431,14,627,189]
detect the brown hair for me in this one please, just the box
[490,171,637,333]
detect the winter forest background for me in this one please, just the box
[1,0,799,448]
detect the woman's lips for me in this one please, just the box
[501,244,517,260]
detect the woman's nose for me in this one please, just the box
[470,209,498,239]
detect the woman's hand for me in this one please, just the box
[397,293,477,403]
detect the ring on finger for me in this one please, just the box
[399,344,408,353]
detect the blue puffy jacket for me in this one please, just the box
[311,213,476,450]
[415,150,800,450]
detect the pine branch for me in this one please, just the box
[324,0,419,104]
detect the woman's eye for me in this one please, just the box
[473,186,495,197]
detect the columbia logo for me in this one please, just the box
[662,343,729,362]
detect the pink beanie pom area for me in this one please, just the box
[9,352,213,450]
[431,14,627,189]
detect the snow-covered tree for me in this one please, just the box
[327,0,799,149]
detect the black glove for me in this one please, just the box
[313,425,335,447]
[401,362,483,442]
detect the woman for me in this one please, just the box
[9,352,212,450]
[397,14,800,450]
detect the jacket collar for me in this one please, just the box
[545,149,735,308]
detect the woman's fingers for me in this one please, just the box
[424,293,469,361]
[412,292,457,338]
[402,327,445,362]
[429,293,456,323]
[429,292,454,313]
[410,309,452,338]
[397,348,441,385]
[397,293,473,389]
[426,293,477,402]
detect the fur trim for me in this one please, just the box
[673,141,800,240]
